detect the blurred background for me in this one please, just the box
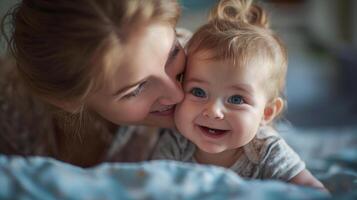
[1,0,356,128]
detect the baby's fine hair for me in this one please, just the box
[187,0,287,100]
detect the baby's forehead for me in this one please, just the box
[189,48,269,65]
[185,54,271,87]
[188,51,271,74]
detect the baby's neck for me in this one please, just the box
[194,148,243,168]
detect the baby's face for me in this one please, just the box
[175,52,270,154]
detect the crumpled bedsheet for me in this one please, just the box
[0,156,323,200]
[276,125,357,198]
[0,154,355,200]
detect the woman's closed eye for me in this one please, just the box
[190,87,206,98]
[227,95,244,105]
[122,82,147,99]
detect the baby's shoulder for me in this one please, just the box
[157,129,194,152]
[159,128,189,144]
[243,126,283,164]
[152,128,195,161]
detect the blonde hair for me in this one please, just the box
[3,0,180,110]
[187,0,287,100]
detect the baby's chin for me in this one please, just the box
[196,144,228,154]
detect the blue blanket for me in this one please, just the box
[0,152,356,200]
[0,156,330,200]
[1,125,356,200]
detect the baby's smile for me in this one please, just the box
[196,124,230,139]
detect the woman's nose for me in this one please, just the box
[202,102,225,120]
[159,48,186,105]
[158,77,184,105]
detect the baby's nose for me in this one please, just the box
[202,102,224,120]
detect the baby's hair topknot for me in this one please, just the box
[209,0,269,28]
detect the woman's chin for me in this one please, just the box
[141,114,175,128]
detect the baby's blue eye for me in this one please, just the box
[227,95,244,104]
[190,87,206,98]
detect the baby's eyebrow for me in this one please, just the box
[229,84,253,94]
[185,78,209,84]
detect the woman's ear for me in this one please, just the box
[261,97,284,125]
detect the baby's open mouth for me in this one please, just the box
[198,125,229,137]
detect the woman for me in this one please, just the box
[0,0,187,167]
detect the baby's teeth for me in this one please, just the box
[208,129,216,133]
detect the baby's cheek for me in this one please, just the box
[231,112,260,141]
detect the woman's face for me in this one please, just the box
[87,22,185,128]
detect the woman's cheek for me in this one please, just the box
[116,101,152,122]
[174,102,184,124]
[174,100,190,131]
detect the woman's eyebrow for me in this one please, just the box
[164,30,179,67]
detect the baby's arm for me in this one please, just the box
[258,131,328,192]
[289,169,328,192]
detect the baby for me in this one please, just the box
[152,0,326,191]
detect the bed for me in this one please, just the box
[0,124,356,200]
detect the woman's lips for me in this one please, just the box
[150,105,174,116]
